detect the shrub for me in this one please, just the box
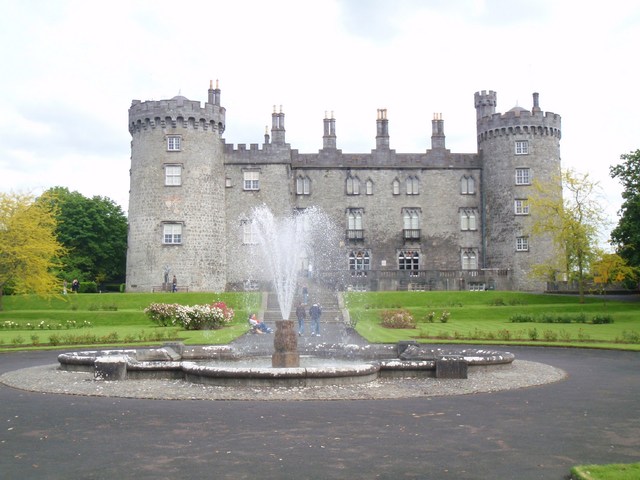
[510,314,534,323]
[591,315,614,324]
[528,328,539,341]
[144,301,235,330]
[380,309,416,329]
[439,310,450,323]
[497,329,512,341]
[423,311,436,323]
[542,330,558,341]
[619,330,640,343]
[80,281,98,293]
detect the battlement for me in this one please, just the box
[129,96,226,134]
[474,90,497,107]
[477,109,561,141]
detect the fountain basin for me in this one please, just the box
[57,343,515,386]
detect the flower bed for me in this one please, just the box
[144,301,234,330]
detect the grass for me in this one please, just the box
[571,463,640,479]
[0,292,260,351]
[1,290,639,351]
[344,291,640,351]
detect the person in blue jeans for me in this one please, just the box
[309,303,322,336]
[249,313,272,334]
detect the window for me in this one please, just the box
[516,236,529,251]
[365,179,374,195]
[225,177,232,188]
[163,223,182,244]
[515,199,530,215]
[164,164,182,186]
[462,249,478,270]
[346,175,360,195]
[515,168,531,185]
[243,171,260,190]
[402,208,420,240]
[460,209,478,231]
[349,250,370,271]
[398,250,419,270]
[296,175,310,195]
[515,140,529,155]
[167,136,181,151]
[241,220,257,245]
[347,208,364,240]
[406,176,419,195]
[392,178,400,195]
[461,175,475,195]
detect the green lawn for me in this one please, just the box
[1,291,639,351]
[0,292,260,350]
[344,291,640,351]
[571,462,640,480]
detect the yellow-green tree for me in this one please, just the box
[0,192,66,310]
[592,252,637,288]
[530,169,608,302]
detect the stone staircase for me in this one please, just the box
[262,281,343,325]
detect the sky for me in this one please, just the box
[1,0,638,245]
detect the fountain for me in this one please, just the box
[247,205,341,368]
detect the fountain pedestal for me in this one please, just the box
[272,320,300,368]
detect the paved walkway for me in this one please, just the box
[1,337,639,479]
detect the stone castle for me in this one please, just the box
[126,81,562,292]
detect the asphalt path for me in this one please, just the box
[1,347,638,479]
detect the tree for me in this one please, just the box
[592,252,637,289]
[610,149,640,269]
[39,188,128,285]
[530,169,608,302]
[0,192,66,310]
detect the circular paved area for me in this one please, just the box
[1,346,638,479]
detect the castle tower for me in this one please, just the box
[126,82,227,292]
[476,91,562,290]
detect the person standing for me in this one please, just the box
[71,279,79,294]
[302,285,309,305]
[172,275,177,292]
[296,302,306,336]
[309,303,322,337]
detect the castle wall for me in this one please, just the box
[126,87,562,292]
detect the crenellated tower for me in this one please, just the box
[476,90,562,290]
[126,81,227,292]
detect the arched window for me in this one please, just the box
[398,250,420,270]
[460,175,475,195]
[392,178,400,195]
[346,175,360,195]
[296,175,310,195]
[461,249,478,270]
[406,176,419,195]
[460,209,477,231]
[349,250,370,271]
[365,179,374,195]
